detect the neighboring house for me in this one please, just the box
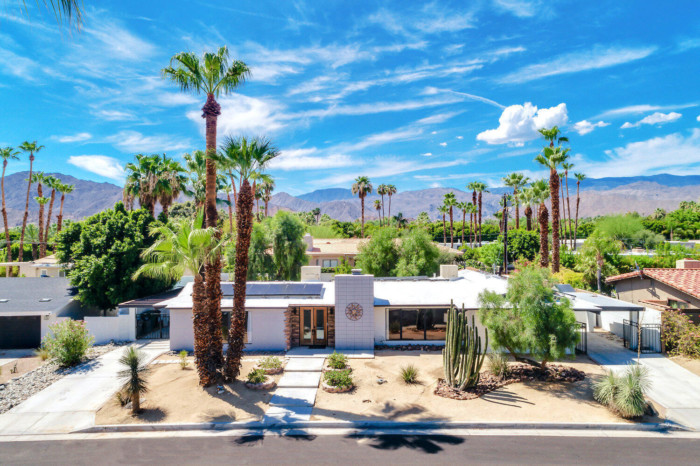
[117,287,183,340]
[0,278,87,349]
[0,255,69,278]
[606,259,700,323]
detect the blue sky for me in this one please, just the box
[1,0,699,195]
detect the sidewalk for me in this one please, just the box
[0,340,168,435]
[587,332,700,430]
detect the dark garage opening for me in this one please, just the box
[0,316,41,349]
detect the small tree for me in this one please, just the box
[41,319,94,367]
[576,230,622,292]
[395,229,440,277]
[355,227,400,276]
[270,211,308,280]
[118,347,151,414]
[478,265,579,369]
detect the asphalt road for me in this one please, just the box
[1,434,699,465]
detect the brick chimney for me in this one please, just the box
[676,259,700,269]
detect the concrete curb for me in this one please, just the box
[76,419,686,434]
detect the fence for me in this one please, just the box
[136,311,170,340]
[622,319,662,353]
[575,321,587,354]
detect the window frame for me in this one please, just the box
[386,307,449,341]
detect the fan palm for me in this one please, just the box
[55,182,75,234]
[437,205,448,245]
[535,143,569,273]
[260,178,275,218]
[573,173,586,250]
[134,212,227,386]
[443,192,457,247]
[457,201,468,246]
[561,162,574,247]
[311,207,321,225]
[376,184,389,226]
[518,186,536,231]
[117,347,151,414]
[24,224,39,260]
[17,0,83,29]
[351,176,373,238]
[0,147,19,275]
[531,180,550,268]
[374,199,382,223]
[156,155,187,219]
[18,141,43,264]
[216,136,279,381]
[473,182,487,246]
[385,184,397,220]
[124,154,160,216]
[393,212,408,229]
[503,172,530,230]
[34,195,49,257]
[43,175,60,253]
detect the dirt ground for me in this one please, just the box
[0,356,44,384]
[96,358,279,425]
[670,356,700,378]
[312,351,653,423]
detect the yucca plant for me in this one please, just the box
[488,352,510,380]
[593,364,651,419]
[118,347,151,414]
[399,364,419,384]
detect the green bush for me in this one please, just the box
[661,309,700,358]
[179,350,189,370]
[246,368,267,384]
[41,320,94,367]
[553,268,587,290]
[327,351,348,369]
[593,364,650,418]
[258,356,283,370]
[324,369,353,388]
[488,352,510,380]
[399,364,419,384]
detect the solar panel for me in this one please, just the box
[219,282,323,298]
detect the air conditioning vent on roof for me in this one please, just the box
[39,298,52,302]
[0,299,8,303]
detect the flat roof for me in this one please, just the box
[559,290,644,312]
[0,277,77,314]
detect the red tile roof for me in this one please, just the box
[606,268,700,300]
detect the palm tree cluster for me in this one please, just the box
[124,154,187,218]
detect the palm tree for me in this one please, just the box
[457,201,468,246]
[535,142,569,273]
[351,176,373,238]
[43,175,60,252]
[34,195,49,258]
[157,155,187,219]
[311,207,321,225]
[518,186,536,231]
[385,184,397,220]
[467,202,477,248]
[562,162,574,248]
[573,173,586,250]
[373,199,382,223]
[124,154,159,216]
[117,347,151,414]
[393,212,408,229]
[134,212,226,386]
[474,182,487,246]
[0,147,19,275]
[18,141,43,264]
[579,232,622,292]
[16,0,83,29]
[261,178,275,218]
[531,180,550,268]
[443,192,457,248]
[503,172,529,230]
[218,137,279,381]
[183,150,208,211]
[376,184,388,226]
[55,182,75,234]
[24,224,39,260]
[438,205,448,244]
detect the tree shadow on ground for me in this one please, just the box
[348,434,464,454]
[480,388,533,407]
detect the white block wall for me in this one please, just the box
[84,309,136,344]
[334,274,375,350]
[246,308,286,351]
[170,308,195,351]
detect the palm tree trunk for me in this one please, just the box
[131,392,140,414]
[524,205,532,231]
[559,180,565,242]
[449,207,454,248]
[43,189,55,256]
[227,192,234,234]
[478,192,483,246]
[461,211,465,246]
[538,203,549,268]
[37,183,45,258]
[574,181,581,251]
[1,162,11,277]
[388,194,392,222]
[514,188,519,229]
[225,179,253,381]
[565,172,573,249]
[550,169,560,272]
[192,273,216,386]
[57,193,65,233]
[380,194,385,227]
[18,154,33,264]
[442,214,446,245]
[360,196,365,238]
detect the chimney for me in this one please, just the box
[676,259,700,269]
[440,264,459,279]
[303,233,314,251]
[351,268,362,275]
[300,266,321,281]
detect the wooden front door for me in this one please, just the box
[300,307,327,346]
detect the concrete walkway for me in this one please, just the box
[0,349,35,367]
[587,332,700,430]
[0,341,168,435]
[264,356,325,423]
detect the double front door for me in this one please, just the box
[300,307,327,346]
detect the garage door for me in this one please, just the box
[0,316,41,349]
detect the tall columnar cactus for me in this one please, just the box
[443,301,488,390]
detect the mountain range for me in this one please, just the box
[1,171,698,227]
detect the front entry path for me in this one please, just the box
[587,332,700,430]
[264,357,324,423]
[0,340,168,435]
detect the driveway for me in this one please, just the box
[0,340,168,435]
[0,349,36,367]
[587,332,700,430]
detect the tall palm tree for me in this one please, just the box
[385,184,397,220]
[503,172,529,230]
[467,202,477,248]
[134,212,226,386]
[16,0,83,29]
[43,175,60,252]
[535,142,569,273]
[474,182,487,246]
[24,224,39,260]
[438,205,448,245]
[531,180,550,268]
[573,173,586,250]
[393,212,408,229]
[157,155,187,219]
[311,207,321,225]
[0,147,19,275]
[34,195,49,258]
[518,186,536,231]
[261,178,275,218]
[183,150,208,211]
[443,192,457,248]
[218,136,279,381]
[351,176,373,238]
[376,184,388,226]
[55,182,75,234]
[18,141,43,264]
[124,154,159,216]
[373,199,382,223]
[457,201,468,246]
[561,162,574,248]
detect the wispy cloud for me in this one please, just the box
[0,47,41,79]
[477,102,568,145]
[423,87,504,109]
[499,45,656,83]
[68,155,125,181]
[93,109,136,121]
[54,132,92,143]
[188,94,286,135]
[492,0,544,18]
[368,3,476,37]
[572,120,609,135]
[106,131,191,153]
[593,103,697,119]
[271,148,354,171]
[621,112,682,129]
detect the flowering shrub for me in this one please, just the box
[41,319,94,367]
[661,309,700,358]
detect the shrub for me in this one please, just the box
[41,320,94,367]
[34,346,50,361]
[553,268,587,290]
[593,364,650,419]
[661,309,700,358]
[399,364,419,384]
[327,351,348,369]
[258,356,283,370]
[179,350,189,370]
[324,369,353,388]
[118,347,151,414]
[488,352,510,380]
[246,368,267,384]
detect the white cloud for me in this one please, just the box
[291,95,463,119]
[621,112,682,129]
[55,132,92,143]
[493,0,541,18]
[188,94,286,135]
[499,45,656,84]
[68,155,124,181]
[421,152,433,157]
[157,93,199,107]
[106,131,191,153]
[84,22,157,61]
[423,87,504,109]
[594,103,697,119]
[0,47,41,79]
[94,109,136,121]
[574,129,700,177]
[697,115,700,122]
[476,102,568,145]
[439,142,447,146]
[456,136,464,139]
[573,120,609,135]
[271,148,353,171]
[415,112,461,125]
[368,4,475,37]
[251,64,300,83]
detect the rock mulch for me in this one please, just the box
[374,344,444,352]
[435,363,586,400]
[0,342,129,415]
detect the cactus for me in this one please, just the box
[442,301,488,390]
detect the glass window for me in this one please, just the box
[400,309,422,340]
[388,310,402,340]
[387,308,448,341]
[425,309,448,340]
[322,259,338,268]
[221,311,249,343]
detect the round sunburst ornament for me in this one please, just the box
[345,302,363,321]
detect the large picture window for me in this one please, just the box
[388,308,448,341]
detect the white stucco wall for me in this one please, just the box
[245,308,286,351]
[334,274,375,350]
[170,308,195,351]
[574,311,596,332]
[84,308,136,344]
[40,315,68,340]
